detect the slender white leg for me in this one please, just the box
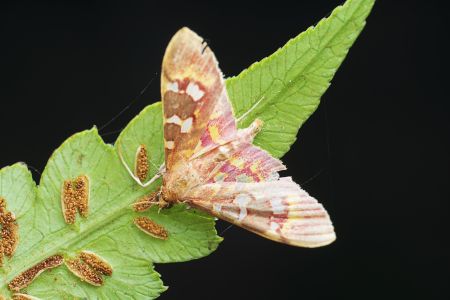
[117,142,165,188]
[141,165,165,188]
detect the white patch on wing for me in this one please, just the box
[270,221,281,232]
[167,81,179,92]
[166,116,193,133]
[235,193,252,221]
[219,146,229,154]
[236,174,252,183]
[165,140,175,149]
[166,115,182,125]
[213,203,222,213]
[213,173,225,182]
[180,117,193,133]
[267,172,280,181]
[270,197,285,215]
[186,82,204,101]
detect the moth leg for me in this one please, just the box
[117,142,147,187]
[132,191,159,212]
[137,194,169,214]
[157,200,169,214]
[141,163,165,188]
[117,141,165,188]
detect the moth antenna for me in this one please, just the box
[236,95,265,124]
[117,141,146,187]
[98,73,157,132]
[201,38,210,54]
[301,168,326,186]
[219,224,234,236]
[24,163,42,176]
[100,128,124,137]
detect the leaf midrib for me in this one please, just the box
[234,0,367,129]
[3,187,143,286]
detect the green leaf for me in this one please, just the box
[226,0,375,158]
[0,103,221,299]
[0,0,374,298]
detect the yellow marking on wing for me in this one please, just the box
[236,174,253,183]
[250,162,260,173]
[230,157,245,168]
[284,195,298,218]
[209,125,222,143]
[214,172,226,182]
[210,110,222,119]
[170,66,216,87]
[194,108,201,118]
[285,195,298,205]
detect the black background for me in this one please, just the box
[1,0,449,299]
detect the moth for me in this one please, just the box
[121,27,336,248]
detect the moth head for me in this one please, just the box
[162,174,191,201]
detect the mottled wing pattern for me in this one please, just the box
[186,178,336,248]
[161,28,225,170]
[209,142,284,183]
[191,89,237,159]
[191,133,286,185]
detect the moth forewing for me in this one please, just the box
[161,27,226,170]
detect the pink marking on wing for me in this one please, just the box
[200,128,214,147]
[196,91,237,150]
[176,78,190,91]
[214,143,284,183]
[186,177,335,247]
[220,162,234,173]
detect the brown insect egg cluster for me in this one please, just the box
[8,254,63,292]
[65,251,112,286]
[134,216,168,240]
[0,197,19,266]
[135,144,149,182]
[61,175,89,224]
[132,192,158,212]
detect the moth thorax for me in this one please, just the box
[161,186,180,204]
